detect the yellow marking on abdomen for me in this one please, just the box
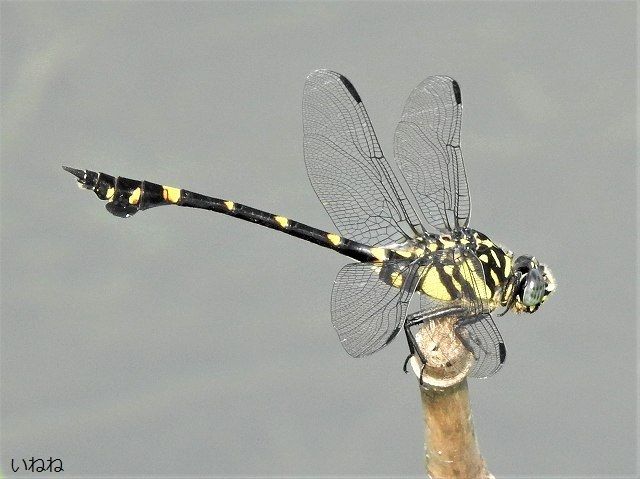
[224,200,235,211]
[479,254,489,263]
[370,247,388,262]
[274,216,289,228]
[394,249,412,258]
[106,187,115,200]
[427,242,438,252]
[162,185,181,204]
[327,233,341,246]
[128,187,141,205]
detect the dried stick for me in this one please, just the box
[409,316,494,479]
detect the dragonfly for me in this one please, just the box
[63,70,556,379]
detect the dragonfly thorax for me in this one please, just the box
[381,229,515,313]
[64,69,556,379]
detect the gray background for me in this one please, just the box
[1,1,637,477]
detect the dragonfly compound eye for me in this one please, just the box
[522,268,545,306]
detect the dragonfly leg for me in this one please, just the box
[403,314,424,373]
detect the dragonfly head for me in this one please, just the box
[500,255,556,315]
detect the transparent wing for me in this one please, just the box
[303,70,425,246]
[394,76,471,232]
[454,249,505,377]
[460,313,506,378]
[331,258,419,357]
[418,248,505,378]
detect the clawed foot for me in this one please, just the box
[419,362,428,387]
[402,354,412,373]
[402,353,428,386]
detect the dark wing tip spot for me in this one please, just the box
[338,74,362,103]
[499,342,507,363]
[451,80,462,105]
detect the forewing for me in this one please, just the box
[303,70,424,246]
[331,259,419,357]
[394,76,471,232]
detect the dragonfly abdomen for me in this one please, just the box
[63,166,394,264]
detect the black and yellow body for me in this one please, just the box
[63,166,515,314]
[63,70,555,380]
[400,231,513,311]
[62,166,407,264]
